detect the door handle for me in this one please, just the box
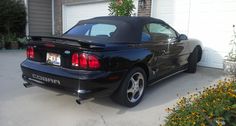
[161,49,167,55]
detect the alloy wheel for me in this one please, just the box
[127,72,145,103]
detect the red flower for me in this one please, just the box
[116,0,123,5]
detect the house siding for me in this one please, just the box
[138,0,152,16]
[28,0,52,36]
[54,0,63,36]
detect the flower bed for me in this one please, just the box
[165,79,236,126]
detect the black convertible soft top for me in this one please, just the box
[63,16,165,43]
[88,16,164,25]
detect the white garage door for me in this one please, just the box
[152,0,236,68]
[63,1,139,33]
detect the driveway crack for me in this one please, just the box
[98,112,107,126]
[86,104,108,126]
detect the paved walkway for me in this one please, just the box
[0,50,225,126]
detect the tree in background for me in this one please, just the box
[0,0,26,36]
[108,0,135,16]
[0,0,26,49]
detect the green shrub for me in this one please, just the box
[165,79,236,126]
[108,0,135,16]
[3,33,18,49]
[227,25,236,61]
[0,35,3,49]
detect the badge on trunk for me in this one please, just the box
[64,50,70,54]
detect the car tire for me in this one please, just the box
[186,48,199,73]
[112,67,147,107]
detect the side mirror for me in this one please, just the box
[178,34,188,41]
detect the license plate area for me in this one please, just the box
[46,52,61,66]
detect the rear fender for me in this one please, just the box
[188,39,203,53]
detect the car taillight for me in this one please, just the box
[72,53,100,70]
[79,53,88,69]
[26,46,34,59]
[88,55,100,69]
[72,53,79,67]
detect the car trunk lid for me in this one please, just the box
[27,36,105,69]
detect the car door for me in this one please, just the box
[141,22,178,78]
[157,23,188,69]
[161,23,188,69]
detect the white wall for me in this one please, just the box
[152,0,236,68]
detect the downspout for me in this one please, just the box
[52,0,55,35]
[187,0,192,35]
[24,0,29,36]
[151,0,154,17]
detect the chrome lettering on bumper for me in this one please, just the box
[32,74,61,85]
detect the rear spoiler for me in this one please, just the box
[28,36,106,49]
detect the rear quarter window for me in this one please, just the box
[65,23,117,38]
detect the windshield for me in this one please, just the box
[64,23,117,39]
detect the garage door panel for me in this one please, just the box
[63,2,110,33]
[153,0,236,68]
[199,50,227,68]
[189,0,236,53]
[156,0,190,12]
[154,0,190,34]
[63,0,138,33]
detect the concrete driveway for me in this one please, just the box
[0,50,224,126]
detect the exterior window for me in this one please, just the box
[65,23,117,38]
[88,24,116,37]
[142,23,177,42]
[141,25,151,42]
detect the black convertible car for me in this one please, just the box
[21,16,202,107]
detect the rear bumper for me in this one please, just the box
[21,60,126,99]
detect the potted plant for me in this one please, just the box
[17,37,27,49]
[0,35,3,49]
[108,0,135,16]
[4,33,18,49]
[3,35,10,49]
[223,25,236,76]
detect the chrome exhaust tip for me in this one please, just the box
[23,83,34,88]
[76,98,95,105]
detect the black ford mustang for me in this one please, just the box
[21,16,202,107]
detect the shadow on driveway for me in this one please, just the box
[92,67,224,113]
